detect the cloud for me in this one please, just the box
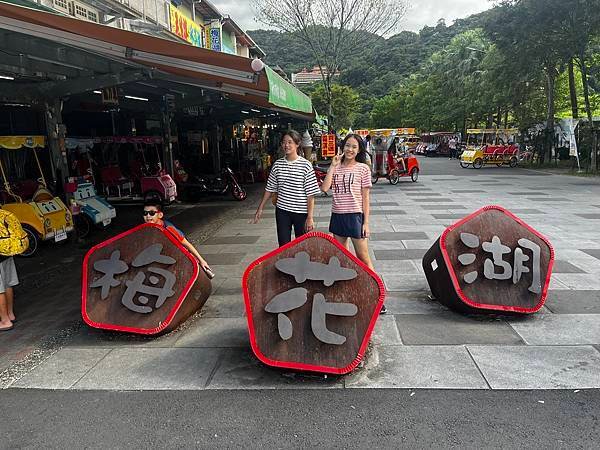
[400,0,491,31]
[212,0,491,33]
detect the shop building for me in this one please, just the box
[0,1,313,196]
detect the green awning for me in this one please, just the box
[265,65,313,114]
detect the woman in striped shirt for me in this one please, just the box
[252,130,321,246]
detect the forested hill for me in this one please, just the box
[248,10,492,98]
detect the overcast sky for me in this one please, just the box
[212,1,492,33]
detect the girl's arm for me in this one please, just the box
[362,186,371,238]
[252,190,273,223]
[321,149,342,192]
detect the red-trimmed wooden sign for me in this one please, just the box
[82,223,211,335]
[423,205,554,314]
[243,232,385,375]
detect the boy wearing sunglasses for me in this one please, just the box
[143,200,213,277]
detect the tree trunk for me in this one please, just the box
[568,60,579,119]
[543,68,556,164]
[580,56,597,171]
[325,79,334,132]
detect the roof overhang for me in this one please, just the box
[0,2,313,120]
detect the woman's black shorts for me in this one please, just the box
[329,212,364,239]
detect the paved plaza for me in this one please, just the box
[5,160,600,391]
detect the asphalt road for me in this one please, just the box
[1,388,598,448]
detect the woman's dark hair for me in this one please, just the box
[280,130,302,147]
[341,134,368,164]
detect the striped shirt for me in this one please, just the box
[266,156,321,213]
[331,163,372,214]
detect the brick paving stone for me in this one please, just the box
[72,348,222,390]
[369,210,407,215]
[576,214,600,219]
[507,314,600,345]
[370,232,428,241]
[396,313,524,345]
[552,260,587,273]
[202,236,261,245]
[374,249,428,260]
[207,348,343,390]
[545,290,600,314]
[12,348,112,389]
[431,214,467,220]
[383,291,448,314]
[510,209,546,214]
[345,345,488,389]
[173,318,249,348]
[467,345,600,389]
[420,205,467,210]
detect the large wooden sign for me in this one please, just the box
[423,205,554,314]
[82,223,211,335]
[243,232,385,375]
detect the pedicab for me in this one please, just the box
[0,136,74,256]
[420,132,461,157]
[370,131,420,184]
[395,128,419,154]
[64,138,116,238]
[95,136,177,204]
[460,129,519,169]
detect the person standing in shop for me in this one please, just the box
[252,130,321,247]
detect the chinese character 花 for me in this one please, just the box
[264,252,358,345]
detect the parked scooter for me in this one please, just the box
[175,161,247,201]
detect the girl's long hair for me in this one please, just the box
[341,134,368,164]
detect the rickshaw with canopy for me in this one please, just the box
[369,129,420,184]
[460,128,519,169]
[0,136,73,256]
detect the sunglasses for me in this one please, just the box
[143,210,159,217]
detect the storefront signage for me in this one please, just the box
[169,5,203,48]
[321,134,336,158]
[0,136,45,149]
[101,87,118,105]
[210,27,222,52]
[265,66,313,114]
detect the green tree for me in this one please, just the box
[484,1,571,162]
[310,84,361,130]
[252,0,408,128]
